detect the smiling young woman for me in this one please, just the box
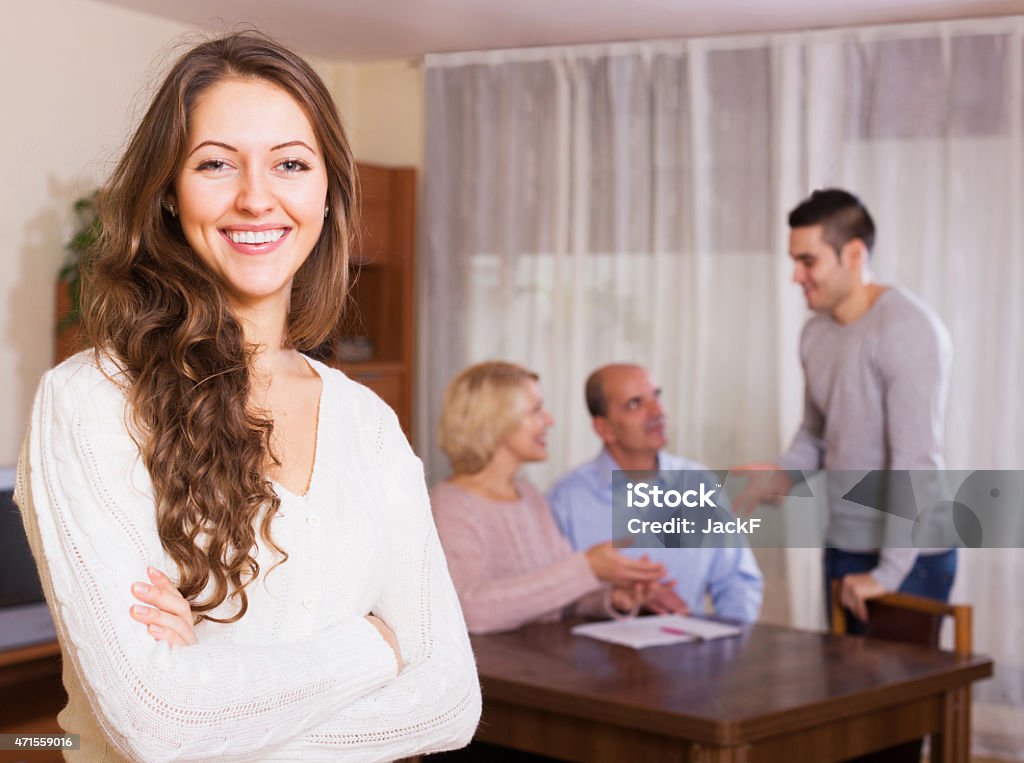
[14,31,479,762]
[171,77,331,312]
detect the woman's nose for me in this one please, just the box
[235,169,275,215]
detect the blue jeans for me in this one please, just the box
[824,547,957,634]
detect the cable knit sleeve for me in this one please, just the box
[293,401,482,761]
[15,360,415,762]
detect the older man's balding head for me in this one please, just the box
[584,364,667,466]
[585,364,647,417]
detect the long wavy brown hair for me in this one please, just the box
[80,32,357,623]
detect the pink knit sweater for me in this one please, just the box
[431,479,608,634]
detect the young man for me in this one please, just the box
[548,364,763,623]
[737,189,955,625]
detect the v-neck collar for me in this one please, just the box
[269,354,325,501]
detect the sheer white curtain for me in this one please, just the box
[421,18,1024,759]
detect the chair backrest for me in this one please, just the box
[830,580,972,653]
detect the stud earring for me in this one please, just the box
[162,200,177,217]
[324,205,330,219]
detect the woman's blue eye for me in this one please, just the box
[279,159,310,172]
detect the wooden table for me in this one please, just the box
[470,620,993,763]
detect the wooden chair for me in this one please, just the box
[830,579,972,763]
[830,579,972,653]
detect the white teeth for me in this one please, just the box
[227,229,286,245]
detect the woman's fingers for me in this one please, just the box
[129,567,198,646]
[147,624,182,646]
[141,567,193,620]
[132,581,190,622]
[130,603,197,645]
[131,581,190,621]
[586,542,667,585]
[366,614,402,673]
[618,555,665,581]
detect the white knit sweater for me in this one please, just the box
[15,352,481,762]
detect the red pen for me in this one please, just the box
[660,626,704,641]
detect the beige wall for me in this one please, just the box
[0,0,192,465]
[0,0,424,464]
[312,58,424,167]
[341,60,425,170]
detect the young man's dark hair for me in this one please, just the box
[788,188,876,257]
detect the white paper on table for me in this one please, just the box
[571,614,742,649]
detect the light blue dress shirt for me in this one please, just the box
[547,449,764,623]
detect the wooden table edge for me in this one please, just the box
[479,655,993,746]
[0,641,60,669]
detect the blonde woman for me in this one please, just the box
[432,361,666,634]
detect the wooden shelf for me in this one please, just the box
[330,163,416,437]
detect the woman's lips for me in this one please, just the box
[220,227,291,254]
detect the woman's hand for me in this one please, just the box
[365,614,402,674]
[610,579,690,617]
[129,566,197,647]
[585,542,666,586]
[609,583,648,617]
[642,579,690,615]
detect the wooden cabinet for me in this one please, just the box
[0,642,65,762]
[323,163,416,437]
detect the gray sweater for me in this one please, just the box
[779,286,953,589]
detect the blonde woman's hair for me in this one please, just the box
[439,361,539,475]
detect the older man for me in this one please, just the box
[548,364,763,623]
